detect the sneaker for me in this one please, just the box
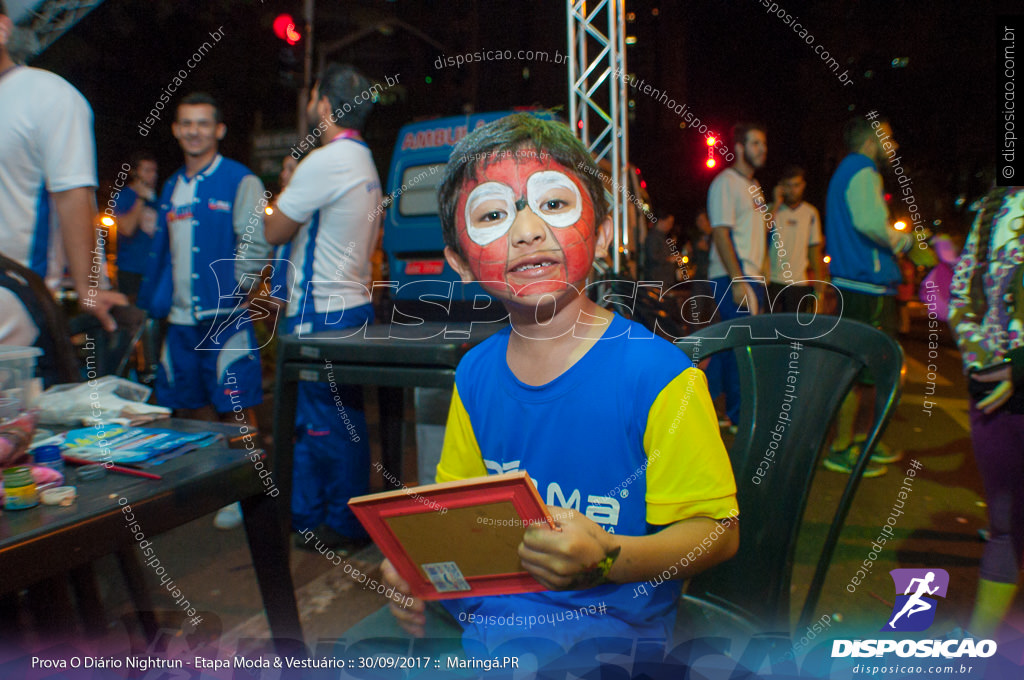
[213,502,243,529]
[853,435,904,464]
[824,445,887,478]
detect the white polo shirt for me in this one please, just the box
[276,137,382,318]
[769,202,822,284]
[0,67,97,286]
[707,167,766,280]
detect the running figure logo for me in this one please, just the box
[883,568,950,632]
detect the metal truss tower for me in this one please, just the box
[13,0,104,58]
[566,0,629,275]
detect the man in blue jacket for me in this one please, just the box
[824,116,912,476]
[139,92,273,528]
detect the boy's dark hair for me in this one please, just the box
[316,63,374,132]
[843,116,883,153]
[177,92,222,124]
[438,114,609,256]
[731,122,765,150]
[0,2,8,17]
[779,165,805,181]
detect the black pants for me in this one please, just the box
[768,282,814,314]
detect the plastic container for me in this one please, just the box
[32,445,65,477]
[0,346,43,404]
[3,466,39,510]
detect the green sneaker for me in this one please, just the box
[853,435,904,464]
[824,445,887,478]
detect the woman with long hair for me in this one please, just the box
[949,184,1024,636]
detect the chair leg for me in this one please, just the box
[116,548,160,641]
[26,575,78,637]
[68,564,106,637]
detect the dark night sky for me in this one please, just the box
[30,0,1016,239]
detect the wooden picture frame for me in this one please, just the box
[349,471,555,600]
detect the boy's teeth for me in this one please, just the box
[515,261,553,271]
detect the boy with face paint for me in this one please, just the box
[379,115,739,657]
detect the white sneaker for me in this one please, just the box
[214,502,243,530]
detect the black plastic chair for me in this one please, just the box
[675,313,903,632]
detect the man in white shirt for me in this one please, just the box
[265,63,382,553]
[767,166,824,313]
[705,122,769,430]
[0,1,125,342]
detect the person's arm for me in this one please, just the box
[522,365,739,589]
[712,227,760,314]
[808,207,825,282]
[52,187,127,331]
[232,175,274,280]
[265,154,318,245]
[948,210,991,371]
[520,510,737,589]
[709,176,760,313]
[264,201,303,245]
[115,186,149,237]
[847,168,911,253]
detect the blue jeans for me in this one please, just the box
[286,304,374,537]
[705,276,768,425]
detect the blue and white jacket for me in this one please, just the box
[825,153,903,295]
[138,156,269,322]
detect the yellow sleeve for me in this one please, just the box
[643,367,739,525]
[435,384,487,483]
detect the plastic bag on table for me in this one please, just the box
[35,376,170,425]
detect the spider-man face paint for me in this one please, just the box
[454,151,597,297]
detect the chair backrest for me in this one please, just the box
[0,253,145,384]
[675,313,902,631]
[0,253,79,385]
[68,305,148,378]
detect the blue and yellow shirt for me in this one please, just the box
[437,312,738,651]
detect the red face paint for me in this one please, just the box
[454,150,596,297]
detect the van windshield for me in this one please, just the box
[398,163,447,217]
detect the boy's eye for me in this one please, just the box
[464,182,516,246]
[526,171,583,228]
[480,209,507,222]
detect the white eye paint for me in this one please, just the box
[526,171,582,228]
[465,182,516,246]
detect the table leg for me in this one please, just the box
[378,386,404,483]
[240,492,305,656]
[273,358,299,535]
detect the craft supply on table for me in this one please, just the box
[40,486,77,506]
[0,409,38,468]
[31,445,65,477]
[62,455,162,481]
[3,466,39,510]
[75,465,107,482]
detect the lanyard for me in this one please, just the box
[329,129,362,144]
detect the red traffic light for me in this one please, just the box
[706,136,717,147]
[273,14,301,45]
[705,157,717,169]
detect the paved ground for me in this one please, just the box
[14,303,1024,669]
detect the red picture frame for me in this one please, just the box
[349,471,555,600]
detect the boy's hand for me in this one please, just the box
[381,559,426,637]
[519,506,620,591]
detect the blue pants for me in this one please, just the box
[705,276,768,425]
[286,304,374,537]
[156,320,262,413]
